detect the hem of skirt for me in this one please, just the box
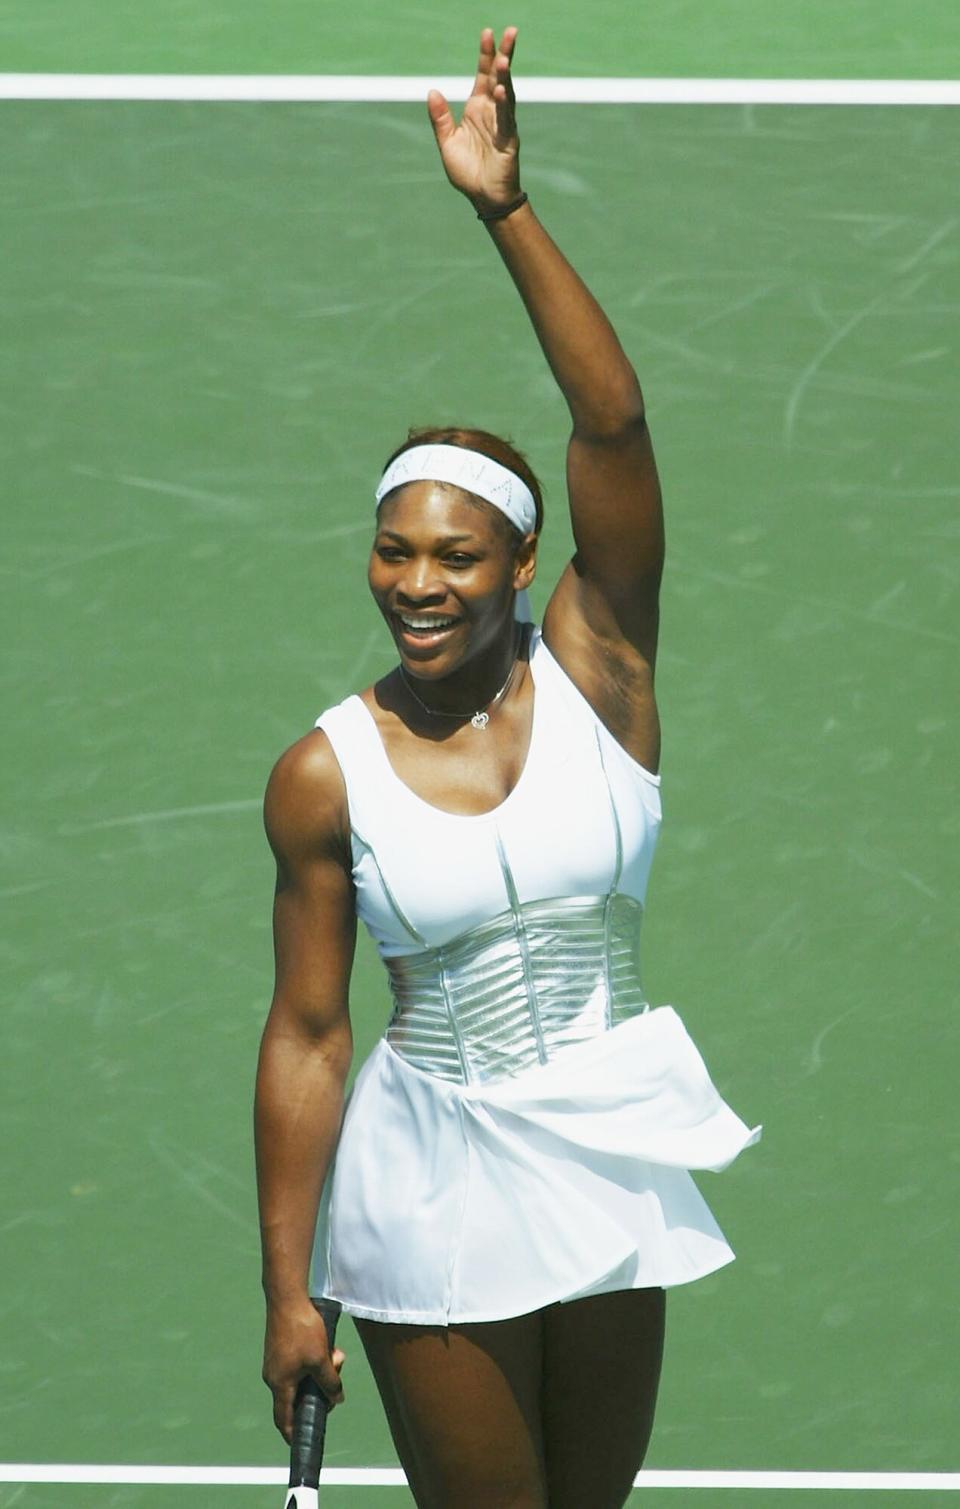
[311,1244,736,1325]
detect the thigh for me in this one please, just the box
[541,1287,666,1509]
[356,1312,548,1509]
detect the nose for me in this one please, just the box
[395,557,447,606]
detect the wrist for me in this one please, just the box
[261,1259,312,1307]
[471,190,528,223]
[263,1282,314,1313]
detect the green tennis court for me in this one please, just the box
[2,3,957,1505]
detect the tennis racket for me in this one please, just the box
[283,1298,342,1509]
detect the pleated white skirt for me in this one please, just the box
[311,1006,760,1324]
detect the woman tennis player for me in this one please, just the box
[256,26,759,1507]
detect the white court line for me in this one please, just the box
[1,1465,959,1489]
[0,75,959,104]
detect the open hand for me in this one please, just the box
[427,27,522,215]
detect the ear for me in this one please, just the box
[513,532,538,592]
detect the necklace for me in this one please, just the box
[399,632,522,731]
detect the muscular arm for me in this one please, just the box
[485,203,664,655]
[255,731,356,1437]
[429,28,663,768]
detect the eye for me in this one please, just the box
[444,552,476,568]
[375,545,406,562]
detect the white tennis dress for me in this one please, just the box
[310,627,759,1324]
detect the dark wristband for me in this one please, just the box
[477,192,529,223]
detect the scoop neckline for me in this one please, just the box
[353,626,542,823]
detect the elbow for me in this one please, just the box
[572,385,647,442]
[305,1022,353,1085]
[259,1003,353,1086]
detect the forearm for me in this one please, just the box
[255,1019,351,1305]
[483,201,645,436]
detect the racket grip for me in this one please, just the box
[286,1299,342,1503]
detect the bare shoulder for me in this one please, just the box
[264,728,350,869]
[264,730,357,1026]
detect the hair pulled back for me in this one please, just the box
[380,425,544,538]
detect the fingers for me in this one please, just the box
[271,1354,346,1443]
[472,25,517,96]
[273,1379,297,1443]
[426,87,455,147]
[314,1346,346,1407]
[471,26,496,95]
[493,28,519,139]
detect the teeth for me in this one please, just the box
[399,615,457,630]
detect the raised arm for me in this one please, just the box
[255,732,355,1439]
[428,29,664,745]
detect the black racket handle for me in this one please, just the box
[287,1299,342,1497]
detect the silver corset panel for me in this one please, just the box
[384,893,649,1085]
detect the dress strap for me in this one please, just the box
[315,696,391,847]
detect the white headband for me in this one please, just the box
[375,444,538,536]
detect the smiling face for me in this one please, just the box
[369,481,536,682]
